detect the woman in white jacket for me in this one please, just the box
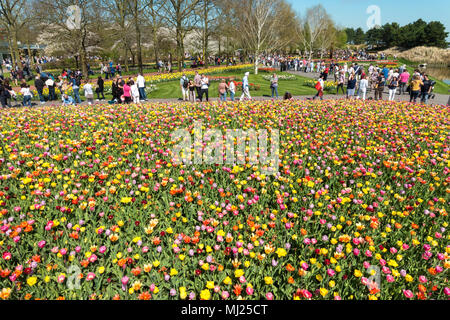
[358,75,369,100]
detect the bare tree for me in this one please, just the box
[130,0,148,74]
[160,0,200,71]
[101,0,133,72]
[33,0,101,79]
[233,0,297,74]
[0,0,30,66]
[145,0,164,66]
[296,4,332,60]
[194,0,219,68]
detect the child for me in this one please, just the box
[130,80,140,104]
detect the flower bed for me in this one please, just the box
[304,79,337,92]
[0,100,448,300]
[262,75,297,81]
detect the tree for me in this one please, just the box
[0,0,30,66]
[424,21,448,48]
[130,0,147,74]
[381,22,400,48]
[296,4,333,60]
[146,0,164,65]
[232,0,297,74]
[33,0,101,79]
[160,0,200,71]
[345,27,355,44]
[353,27,365,45]
[194,0,219,68]
[365,27,383,48]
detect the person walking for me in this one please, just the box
[408,75,422,103]
[346,73,356,99]
[312,75,324,100]
[388,76,399,101]
[34,75,46,104]
[194,71,202,101]
[336,71,345,95]
[136,73,146,101]
[228,79,236,101]
[70,75,82,104]
[420,75,433,104]
[199,74,209,102]
[358,75,368,100]
[240,72,251,101]
[180,73,189,101]
[96,76,105,100]
[218,79,228,102]
[399,69,410,95]
[270,73,279,99]
[374,73,385,101]
[188,80,196,102]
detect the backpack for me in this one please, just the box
[183,77,189,88]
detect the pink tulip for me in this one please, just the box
[86,272,96,281]
[222,291,229,299]
[403,290,414,298]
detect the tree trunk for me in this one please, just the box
[11,30,22,68]
[176,21,183,71]
[129,48,135,66]
[202,1,208,69]
[134,0,143,74]
[27,42,34,68]
[8,36,15,66]
[124,43,129,72]
[80,28,88,79]
[254,50,259,75]
[152,26,159,67]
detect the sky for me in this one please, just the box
[287,0,450,40]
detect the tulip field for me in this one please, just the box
[0,99,448,300]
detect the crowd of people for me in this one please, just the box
[258,49,387,72]
[177,70,257,103]
[309,61,436,103]
[0,49,441,108]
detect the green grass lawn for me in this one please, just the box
[147,70,317,99]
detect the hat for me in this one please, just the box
[245,72,249,76]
